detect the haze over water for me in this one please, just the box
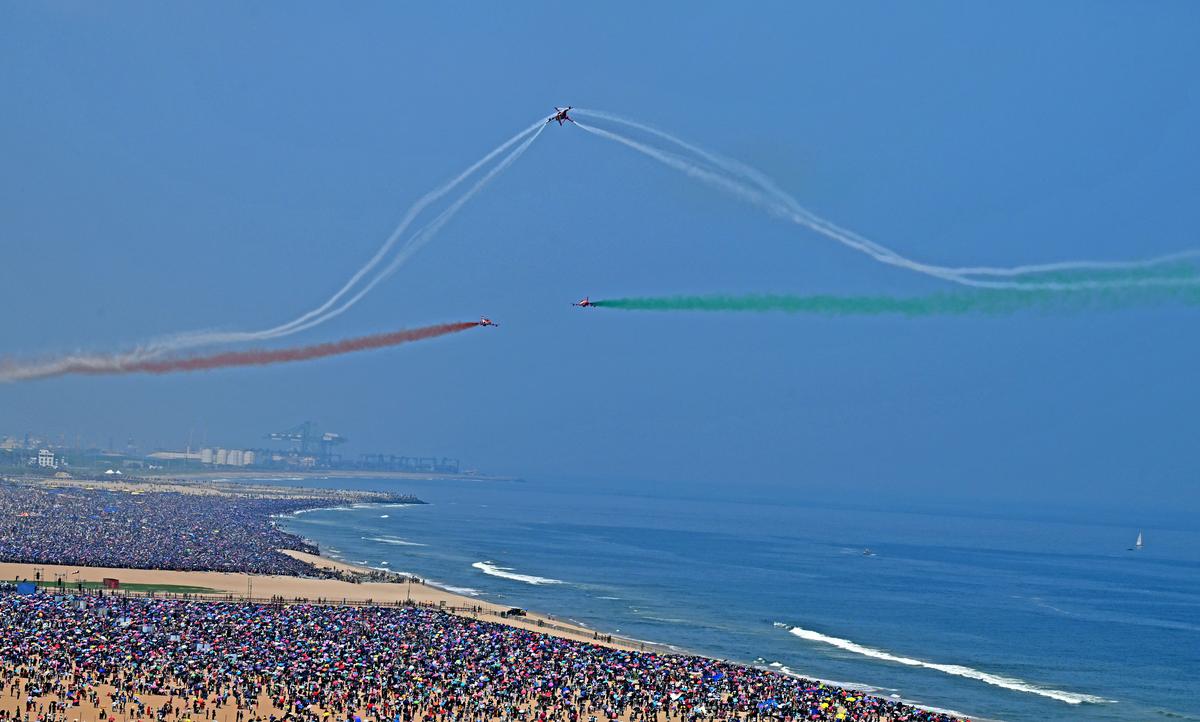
[259,476,1200,722]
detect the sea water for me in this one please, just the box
[261,476,1197,722]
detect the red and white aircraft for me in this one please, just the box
[548,107,575,126]
[572,296,594,308]
[479,317,500,327]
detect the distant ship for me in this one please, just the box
[1128,531,1144,551]
[862,548,876,557]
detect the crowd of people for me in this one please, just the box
[0,481,412,577]
[0,479,972,721]
[0,593,966,722]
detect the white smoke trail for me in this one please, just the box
[573,120,991,287]
[574,110,1200,287]
[576,109,1200,279]
[152,117,546,352]
[256,123,547,336]
[0,350,146,383]
[574,109,944,270]
[1,119,547,382]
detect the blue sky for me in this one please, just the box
[2,3,1198,516]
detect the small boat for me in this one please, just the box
[1128,531,1144,551]
[862,548,876,557]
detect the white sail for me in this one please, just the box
[1135,531,1144,549]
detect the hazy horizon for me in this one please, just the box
[3,3,1198,517]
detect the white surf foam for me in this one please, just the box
[635,612,689,624]
[431,582,482,597]
[763,663,982,719]
[379,514,389,519]
[779,623,1113,705]
[312,506,355,513]
[471,561,563,585]
[363,535,426,547]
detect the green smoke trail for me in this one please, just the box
[592,286,1200,317]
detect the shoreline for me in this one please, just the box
[0,552,986,722]
[140,469,522,483]
[277,499,995,722]
[292,550,991,722]
[0,475,982,721]
[277,506,688,655]
[280,549,656,650]
[0,552,649,653]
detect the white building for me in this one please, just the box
[197,447,254,466]
[37,449,56,468]
[147,451,203,462]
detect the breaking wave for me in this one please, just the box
[776,623,1114,705]
[471,561,563,586]
[291,507,349,516]
[428,581,483,597]
[363,535,426,547]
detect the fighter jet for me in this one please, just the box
[479,317,500,327]
[572,297,594,308]
[548,107,575,126]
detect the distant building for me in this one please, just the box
[146,446,260,468]
[196,448,254,466]
[147,451,203,462]
[37,449,56,469]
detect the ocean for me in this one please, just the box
[252,475,1196,722]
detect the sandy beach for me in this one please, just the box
[0,475,623,648]
[0,551,635,651]
[0,476,971,722]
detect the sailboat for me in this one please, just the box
[1128,531,1144,551]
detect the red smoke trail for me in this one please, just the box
[6,322,479,381]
